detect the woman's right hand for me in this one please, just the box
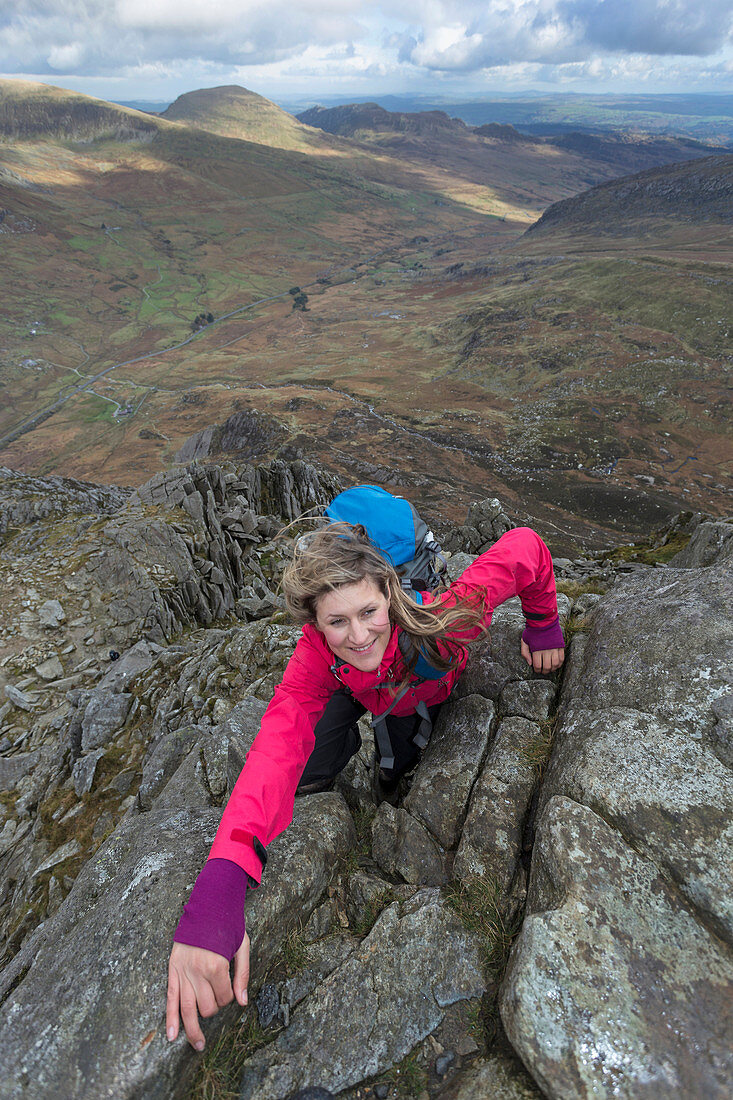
[166,933,250,1050]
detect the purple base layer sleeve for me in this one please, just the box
[522,616,565,653]
[173,857,247,961]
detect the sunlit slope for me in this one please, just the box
[0,80,499,470]
[298,102,724,223]
[160,85,336,153]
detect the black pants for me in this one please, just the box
[298,689,442,786]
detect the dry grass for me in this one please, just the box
[190,1014,272,1100]
[445,875,520,980]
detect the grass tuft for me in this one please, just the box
[190,1014,271,1100]
[445,875,520,980]
[519,717,556,775]
[383,1049,429,1097]
[280,926,310,977]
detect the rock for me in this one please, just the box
[344,871,393,929]
[34,655,64,681]
[435,1051,455,1077]
[501,796,733,1100]
[453,718,541,917]
[0,751,40,790]
[498,680,555,722]
[137,727,200,811]
[669,519,733,567]
[541,561,733,940]
[280,934,358,1010]
[80,689,133,751]
[371,804,448,886]
[256,983,280,1028]
[0,790,356,1099]
[303,899,339,942]
[224,696,272,791]
[450,1051,542,1099]
[97,640,161,692]
[4,684,36,711]
[32,839,81,876]
[238,890,486,1099]
[287,1089,335,1100]
[72,748,106,796]
[405,695,496,850]
[541,704,733,940]
[37,599,67,629]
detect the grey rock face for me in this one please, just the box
[34,654,64,680]
[450,1052,543,1099]
[0,792,355,1100]
[554,562,730,738]
[72,747,106,796]
[669,518,733,567]
[405,694,496,850]
[501,797,733,1100]
[80,688,133,750]
[0,466,129,538]
[454,718,541,916]
[539,704,733,941]
[498,680,555,722]
[541,560,733,940]
[0,750,40,790]
[371,803,448,885]
[238,890,486,1099]
[38,599,67,628]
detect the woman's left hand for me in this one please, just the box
[520,641,565,674]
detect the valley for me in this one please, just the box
[0,81,731,553]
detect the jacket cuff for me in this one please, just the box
[173,857,247,960]
[208,828,267,886]
[522,616,565,653]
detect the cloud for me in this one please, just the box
[1,0,731,88]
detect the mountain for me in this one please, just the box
[160,85,336,152]
[0,79,162,142]
[1,80,730,551]
[525,153,733,238]
[297,102,468,138]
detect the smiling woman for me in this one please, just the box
[166,511,565,1051]
[315,576,392,670]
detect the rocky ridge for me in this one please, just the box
[0,459,730,1100]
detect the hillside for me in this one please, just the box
[0,80,730,551]
[326,92,733,144]
[298,102,467,138]
[0,79,162,142]
[160,85,335,152]
[525,153,733,237]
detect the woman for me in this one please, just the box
[166,522,565,1050]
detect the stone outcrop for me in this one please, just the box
[0,457,730,1100]
[500,536,733,1097]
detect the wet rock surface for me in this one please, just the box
[0,461,730,1100]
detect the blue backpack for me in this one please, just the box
[325,485,448,768]
[325,484,445,600]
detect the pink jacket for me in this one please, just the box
[208,526,559,882]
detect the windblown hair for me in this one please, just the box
[282,522,485,688]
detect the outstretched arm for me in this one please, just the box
[449,526,565,673]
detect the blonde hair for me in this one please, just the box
[282,522,485,687]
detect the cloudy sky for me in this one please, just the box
[2,0,732,105]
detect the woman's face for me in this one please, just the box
[315,577,392,672]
